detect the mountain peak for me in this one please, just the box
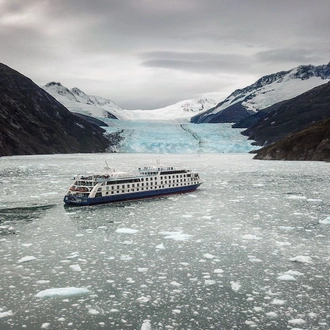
[71,87,86,96]
[45,81,63,87]
[191,62,330,124]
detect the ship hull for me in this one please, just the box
[64,183,201,206]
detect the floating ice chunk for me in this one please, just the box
[205,279,216,286]
[271,298,286,305]
[140,319,151,330]
[277,274,296,281]
[137,268,148,273]
[120,255,133,261]
[88,308,100,315]
[156,243,165,249]
[136,296,150,304]
[265,312,278,318]
[172,309,181,314]
[284,270,304,276]
[0,310,14,318]
[214,269,224,274]
[163,232,193,241]
[203,253,215,259]
[41,323,51,329]
[21,243,32,247]
[170,281,182,287]
[287,195,307,200]
[66,253,79,259]
[248,256,262,263]
[242,234,261,240]
[182,214,193,218]
[17,256,37,263]
[290,256,313,264]
[70,264,82,272]
[319,217,330,224]
[36,287,90,298]
[276,241,291,246]
[230,281,241,292]
[36,280,51,284]
[116,228,139,234]
[253,307,263,312]
[288,318,306,325]
[278,226,295,231]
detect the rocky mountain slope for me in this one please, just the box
[253,118,330,161]
[0,63,111,156]
[242,81,330,146]
[191,63,330,124]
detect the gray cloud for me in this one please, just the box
[140,51,254,74]
[0,0,329,109]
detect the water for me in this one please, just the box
[1,153,330,330]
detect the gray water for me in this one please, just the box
[0,153,330,330]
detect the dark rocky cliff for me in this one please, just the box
[0,63,110,156]
[253,118,330,161]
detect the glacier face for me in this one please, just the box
[104,119,255,153]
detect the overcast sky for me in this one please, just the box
[1,0,329,109]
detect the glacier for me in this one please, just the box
[103,119,255,153]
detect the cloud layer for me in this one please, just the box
[1,0,329,109]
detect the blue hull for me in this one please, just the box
[64,183,201,206]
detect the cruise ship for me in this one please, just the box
[63,163,202,206]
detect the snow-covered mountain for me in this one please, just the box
[42,82,124,119]
[43,82,222,123]
[191,63,330,123]
[120,94,223,122]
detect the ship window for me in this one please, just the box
[117,185,119,189]
[146,178,148,181]
[122,190,124,193]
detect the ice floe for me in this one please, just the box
[230,281,241,292]
[160,231,193,241]
[116,228,139,234]
[0,310,14,319]
[277,274,296,281]
[319,216,330,224]
[35,287,90,298]
[290,256,313,264]
[17,256,37,263]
